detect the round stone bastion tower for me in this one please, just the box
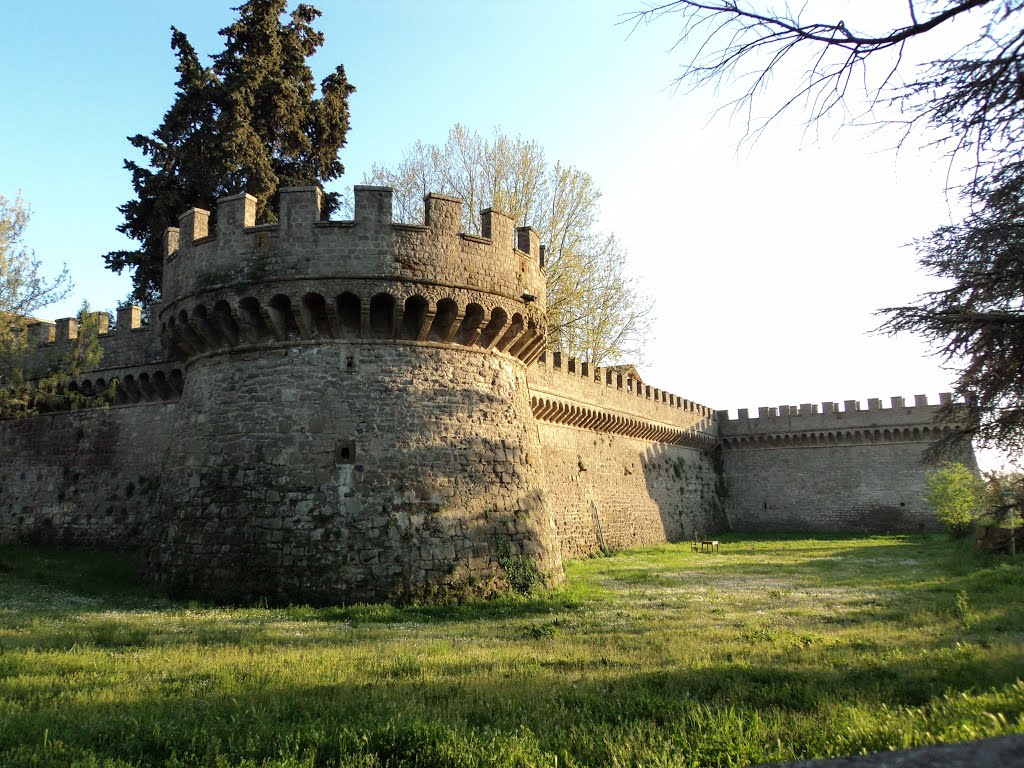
[155,185,562,603]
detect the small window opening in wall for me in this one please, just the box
[334,440,356,465]
[900,502,906,507]
[345,354,355,370]
[763,501,768,510]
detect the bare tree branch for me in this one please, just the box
[634,1,1024,453]
[364,126,654,365]
[628,0,1000,139]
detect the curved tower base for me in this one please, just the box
[153,342,561,603]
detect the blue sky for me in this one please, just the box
[1,1,991,453]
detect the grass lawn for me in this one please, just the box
[0,534,1022,767]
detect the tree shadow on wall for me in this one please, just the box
[637,441,729,547]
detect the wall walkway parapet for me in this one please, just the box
[527,352,717,447]
[161,186,546,311]
[718,394,958,448]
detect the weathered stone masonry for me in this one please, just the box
[0,184,973,602]
[717,397,976,533]
[529,354,722,558]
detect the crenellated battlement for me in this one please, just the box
[21,306,168,375]
[535,351,715,419]
[156,186,550,368]
[528,352,717,446]
[717,393,959,447]
[161,186,547,314]
[719,393,951,422]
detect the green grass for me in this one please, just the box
[0,535,1022,767]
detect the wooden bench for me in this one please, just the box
[692,533,720,553]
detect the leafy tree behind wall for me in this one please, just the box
[104,0,356,305]
[365,125,654,367]
[0,192,70,384]
[0,194,113,417]
[5,305,115,419]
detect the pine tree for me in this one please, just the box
[104,1,355,305]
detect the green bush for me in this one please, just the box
[925,462,980,538]
[495,535,542,595]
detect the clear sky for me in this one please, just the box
[0,1,996,460]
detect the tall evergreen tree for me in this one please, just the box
[104,1,355,305]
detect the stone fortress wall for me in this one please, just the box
[0,184,971,603]
[1,309,180,551]
[153,185,561,602]
[528,352,723,558]
[718,396,976,533]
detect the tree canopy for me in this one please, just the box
[634,1,1024,454]
[0,193,69,371]
[365,125,653,367]
[104,0,355,305]
[0,194,112,418]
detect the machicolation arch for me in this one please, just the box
[162,289,545,365]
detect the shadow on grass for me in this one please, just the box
[3,537,1024,766]
[0,544,589,630]
[3,537,1022,651]
[2,640,1022,768]
[0,544,154,603]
